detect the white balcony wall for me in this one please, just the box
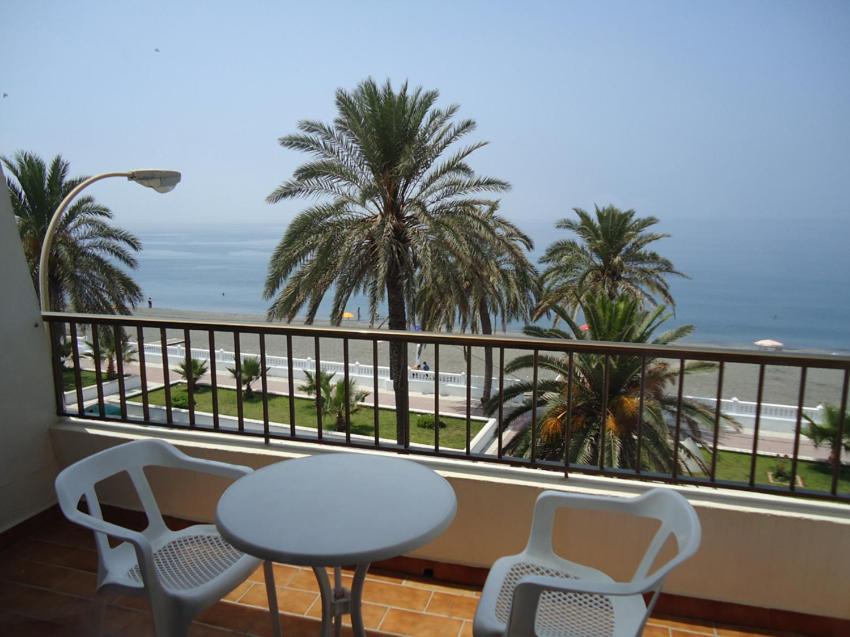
[51,422,850,622]
[0,164,60,533]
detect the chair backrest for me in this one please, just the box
[54,439,187,563]
[526,487,701,585]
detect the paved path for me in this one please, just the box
[81,361,830,462]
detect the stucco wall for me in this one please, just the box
[50,422,850,621]
[0,164,60,532]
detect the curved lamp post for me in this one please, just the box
[38,169,181,312]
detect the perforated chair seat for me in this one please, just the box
[126,527,246,592]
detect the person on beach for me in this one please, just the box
[147,297,152,308]
[421,361,430,371]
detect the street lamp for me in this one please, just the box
[38,169,181,312]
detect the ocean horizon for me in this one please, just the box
[128,216,850,355]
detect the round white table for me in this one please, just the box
[215,453,457,637]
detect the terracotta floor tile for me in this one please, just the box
[402,577,481,598]
[305,598,389,629]
[361,579,433,611]
[53,568,99,598]
[715,627,783,637]
[111,593,150,612]
[224,579,255,602]
[197,599,270,632]
[237,581,318,615]
[380,608,464,637]
[652,616,716,634]
[671,630,719,637]
[248,562,301,586]
[0,611,74,637]
[425,591,479,620]
[643,624,672,636]
[287,566,356,593]
[459,621,474,637]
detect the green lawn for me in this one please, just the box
[62,368,98,391]
[143,384,482,449]
[710,449,850,494]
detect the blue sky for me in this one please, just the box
[2,0,848,239]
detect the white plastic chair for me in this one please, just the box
[54,439,271,637]
[473,488,701,637]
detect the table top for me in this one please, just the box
[215,453,457,566]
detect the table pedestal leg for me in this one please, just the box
[312,563,371,637]
[263,561,282,637]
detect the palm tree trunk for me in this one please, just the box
[479,300,494,403]
[386,264,409,447]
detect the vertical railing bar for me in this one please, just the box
[497,347,505,459]
[434,344,440,453]
[314,336,322,439]
[465,345,472,456]
[233,331,244,433]
[564,351,575,478]
[831,368,849,496]
[402,342,409,450]
[343,338,351,444]
[260,333,270,444]
[709,361,725,483]
[671,358,686,480]
[70,321,84,415]
[598,354,609,470]
[286,334,296,437]
[530,349,539,466]
[114,325,127,420]
[635,356,647,475]
[159,327,172,425]
[748,364,766,488]
[92,323,105,418]
[48,321,66,416]
[373,339,380,448]
[136,326,149,422]
[183,328,195,428]
[208,330,219,431]
[789,366,807,492]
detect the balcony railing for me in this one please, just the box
[43,311,850,503]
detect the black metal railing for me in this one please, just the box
[43,311,850,503]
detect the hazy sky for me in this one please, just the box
[2,0,849,242]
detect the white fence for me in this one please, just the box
[130,340,496,400]
[73,339,825,435]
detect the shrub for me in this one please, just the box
[416,414,447,430]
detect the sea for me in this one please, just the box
[130,216,850,354]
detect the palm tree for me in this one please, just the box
[416,204,538,402]
[485,295,733,473]
[227,356,268,399]
[264,78,509,443]
[299,370,370,432]
[176,358,209,392]
[3,151,143,313]
[804,405,850,466]
[84,327,137,380]
[537,205,684,317]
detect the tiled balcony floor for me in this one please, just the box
[0,514,799,637]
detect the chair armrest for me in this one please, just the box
[164,445,253,480]
[63,508,159,589]
[506,574,652,635]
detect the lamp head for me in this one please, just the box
[128,170,181,193]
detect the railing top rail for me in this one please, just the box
[42,311,850,369]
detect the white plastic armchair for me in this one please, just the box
[54,439,267,637]
[473,488,701,637]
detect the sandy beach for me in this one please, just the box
[117,307,849,409]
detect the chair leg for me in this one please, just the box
[92,594,106,637]
[263,560,283,637]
